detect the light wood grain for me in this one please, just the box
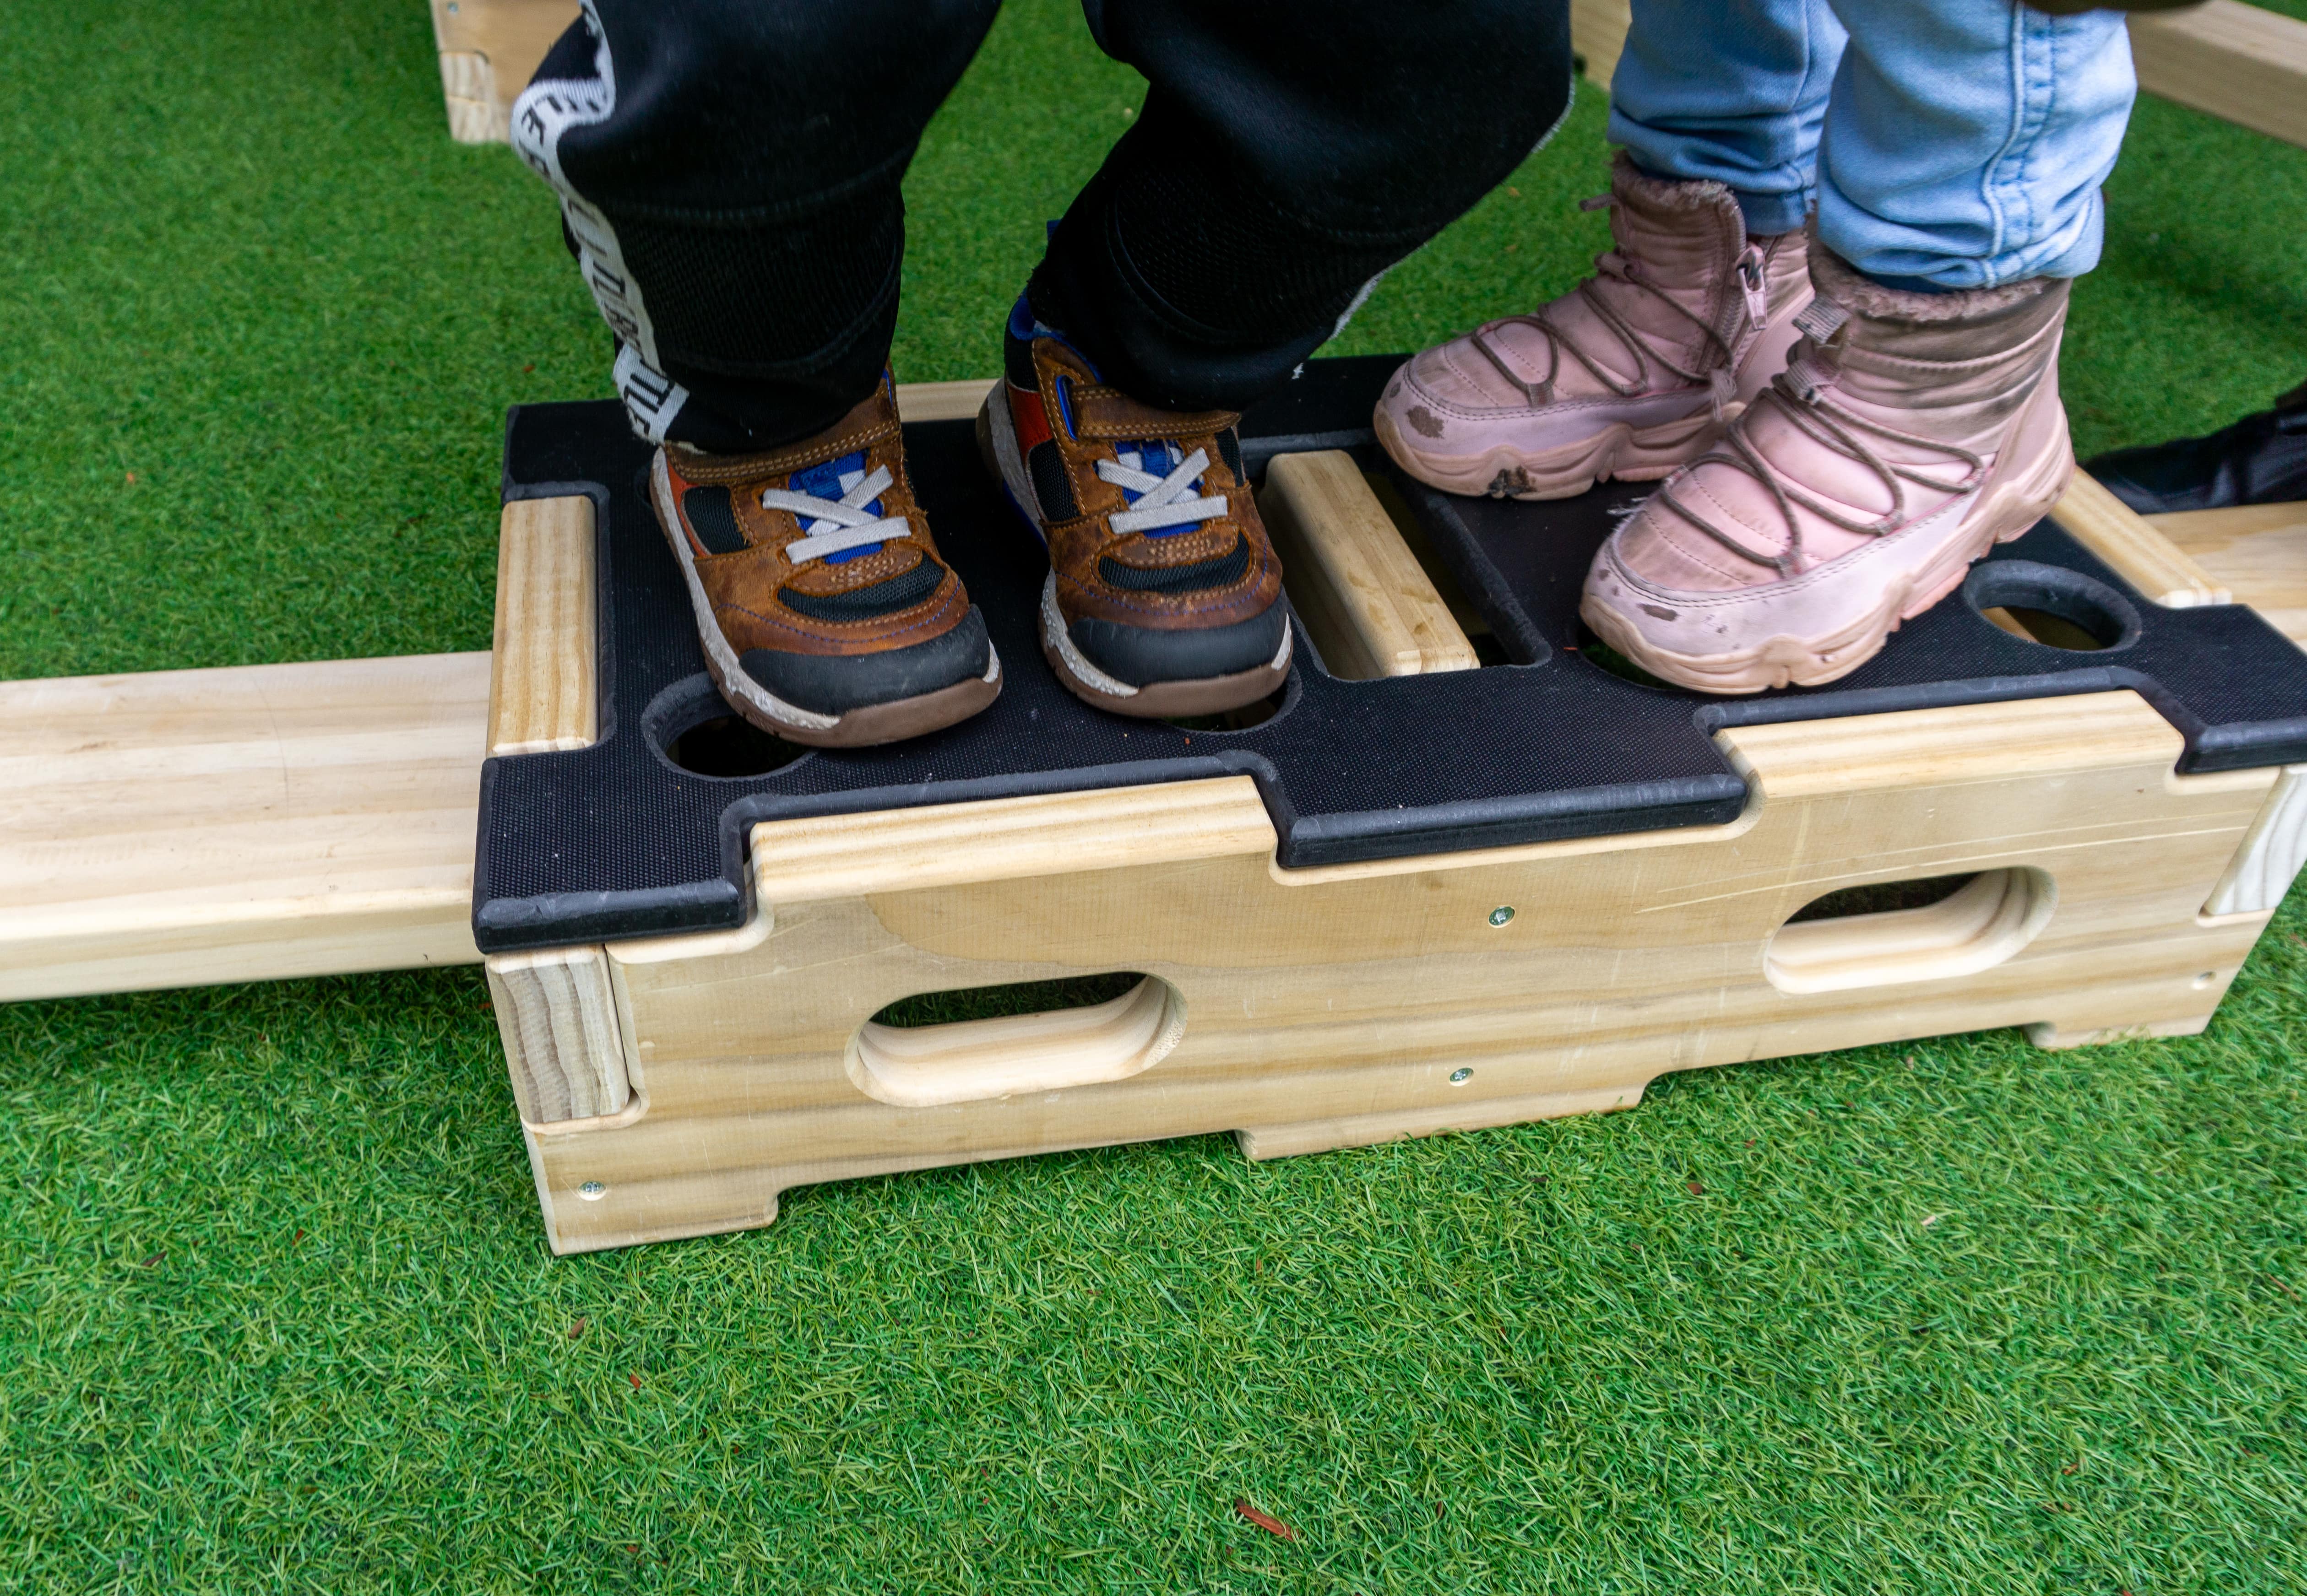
[428,0,580,144]
[895,378,997,424]
[0,654,488,1000]
[1570,0,1633,87]
[2132,0,2307,150]
[2053,471,2232,608]
[1261,451,1480,679]
[488,944,630,1123]
[489,496,597,755]
[511,690,2284,1253]
[2203,764,2307,916]
[2147,501,2307,644]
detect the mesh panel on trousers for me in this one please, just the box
[1107,161,1411,344]
[604,195,904,377]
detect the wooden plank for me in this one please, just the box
[428,0,581,145]
[2146,501,2307,644]
[896,378,996,424]
[1260,451,1480,679]
[1571,0,1632,87]
[2132,0,2307,150]
[0,654,489,1001]
[487,945,630,1122]
[2053,470,2232,608]
[519,691,2282,1253]
[2203,764,2307,916]
[489,496,597,755]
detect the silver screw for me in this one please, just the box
[1449,1068,1473,1085]
[1488,905,1515,927]
[577,1180,607,1200]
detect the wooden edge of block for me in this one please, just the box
[490,495,598,756]
[486,945,632,1124]
[2132,0,2307,150]
[1261,451,1480,679]
[749,776,1277,904]
[2203,763,2307,916]
[1569,0,1632,86]
[2052,471,2232,609]
[2144,501,2307,645]
[895,378,996,423]
[1236,1082,1645,1161]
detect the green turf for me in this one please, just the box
[4,0,2306,1589]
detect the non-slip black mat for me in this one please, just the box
[476,354,2307,952]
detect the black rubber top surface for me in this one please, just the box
[475,354,2307,952]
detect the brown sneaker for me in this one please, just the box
[649,374,1001,747]
[976,301,1290,718]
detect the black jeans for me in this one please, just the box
[515,0,1571,453]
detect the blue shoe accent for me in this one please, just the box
[787,450,885,564]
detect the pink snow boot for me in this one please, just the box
[1581,246,2077,694]
[1375,154,1812,501]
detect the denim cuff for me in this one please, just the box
[1727,185,1808,238]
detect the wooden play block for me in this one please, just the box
[470,395,2307,1250]
[2148,501,2307,646]
[428,0,578,145]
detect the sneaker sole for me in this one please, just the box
[1375,399,1724,503]
[976,393,1292,719]
[649,453,1002,749]
[1580,386,2075,695]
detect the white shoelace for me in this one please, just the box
[1098,446,1226,536]
[759,464,912,563]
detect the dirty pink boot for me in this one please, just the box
[1375,153,1812,501]
[1581,247,2077,694]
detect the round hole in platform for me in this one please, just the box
[1160,682,1290,735]
[577,1180,608,1201]
[645,674,813,779]
[1964,561,2140,652]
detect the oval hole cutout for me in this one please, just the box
[1965,561,2139,652]
[1162,686,1287,734]
[1767,868,2055,994]
[665,713,809,778]
[848,975,1186,1107]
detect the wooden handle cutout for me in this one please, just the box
[845,978,1187,1108]
[1766,868,2056,994]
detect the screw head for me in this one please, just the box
[1487,905,1515,928]
[577,1180,608,1201]
[1449,1067,1473,1085]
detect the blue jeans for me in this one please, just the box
[1606,0,2135,289]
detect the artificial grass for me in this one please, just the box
[3,0,2306,1589]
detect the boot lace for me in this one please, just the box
[1651,303,1987,576]
[759,464,914,565]
[1469,196,1771,413]
[1098,445,1226,536]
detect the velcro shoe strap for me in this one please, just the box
[1069,385,1239,444]
[668,390,902,486]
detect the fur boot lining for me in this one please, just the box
[1808,232,2055,323]
[1609,151,1739,215]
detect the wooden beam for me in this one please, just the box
[490,496,598,755]
[2053,470,2233,609]
[0,653,489,1001]
[2145,500,2307,644]
[2132,0,2307,150]
[1261,451,1480,678]
[428,0,581,145]
[1570,0,1632,87]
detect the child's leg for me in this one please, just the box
[515,0,1009,748]
[1608,0,1847,237]
[513,0,1001,454]
[1580,4,2136,694]
[986,0,1573,717]
[1814,0,2133,289]
[1376,0,1834,500]
[1026,0,1573,412]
